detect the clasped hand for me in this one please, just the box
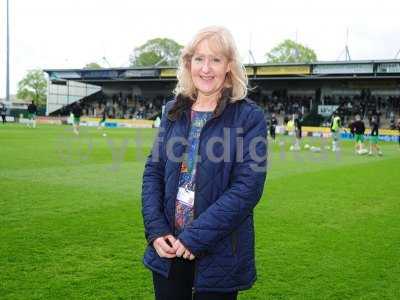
[153,235,195,260]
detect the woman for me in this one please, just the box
[142,26,267,300]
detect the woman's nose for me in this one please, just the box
[201,59,210,72]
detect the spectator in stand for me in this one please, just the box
[389,112,396,129]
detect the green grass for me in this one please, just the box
[1,123,399,299]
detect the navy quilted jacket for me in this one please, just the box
[141,92,268,293]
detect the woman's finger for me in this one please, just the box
[157,238,176,254]
[176,244,186,257]
[154,240,176,258]
[155,245,176,258]
[165,235,177,247]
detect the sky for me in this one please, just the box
[1,0,400,97]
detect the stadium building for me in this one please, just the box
[44,59,400,127]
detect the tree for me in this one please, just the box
[17,69,47,106]
[129,38,183,67]
[265,39,317,64]
[84,62,103,69]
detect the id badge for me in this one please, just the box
[177,187,195,207]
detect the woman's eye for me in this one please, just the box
[194,57,203,62]
[212,58,221,63]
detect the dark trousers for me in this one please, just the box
[152,258,238,300]
[270,126,276,140]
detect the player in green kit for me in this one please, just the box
[330,112,341,152]
[368,115,382,156]
[349,114,367,155]
[72,102,83,135]
[27,101,37,128]
[98,109,107,130]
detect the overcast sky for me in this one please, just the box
[1,0,400,97]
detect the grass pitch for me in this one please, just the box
[1,124,399,299]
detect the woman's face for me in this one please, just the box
[190,39,230,98]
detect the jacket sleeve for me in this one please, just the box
[178,107,268,255]
[141,102,173,245]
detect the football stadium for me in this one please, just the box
[1,58,399,299]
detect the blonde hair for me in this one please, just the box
[174,26,248,101]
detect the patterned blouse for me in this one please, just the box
[174,109,213,235]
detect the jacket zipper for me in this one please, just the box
[168,116,187,282]
[171,108,220,293]
[192,114,217,294]
[172,111,191,236]
[171,106,221,294]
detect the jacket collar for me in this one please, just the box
[213,88,232,119]
[167,88,233,122]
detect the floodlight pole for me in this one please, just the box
[6,0,10,107]
[248,50,256,64]
[102,56,111,68]
[345,46,351,61]
[344,28,351,61]
[248,32,256,64]
[336,28,352,61]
